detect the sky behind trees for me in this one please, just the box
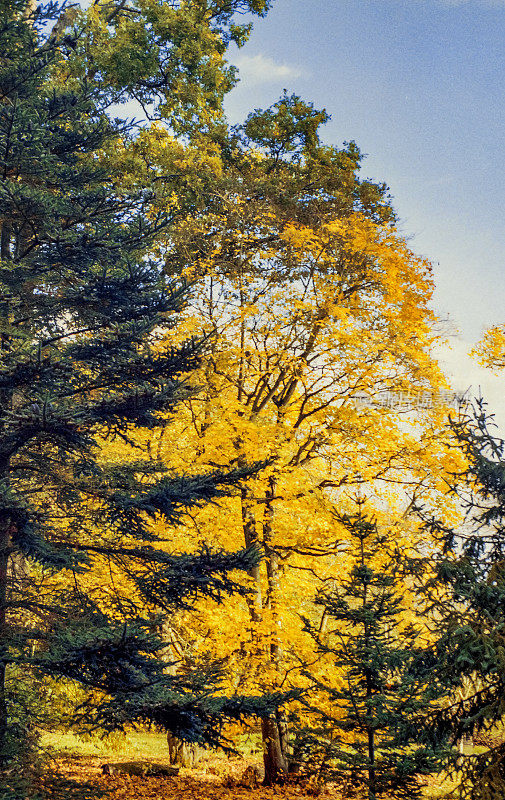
[224,0,505,420]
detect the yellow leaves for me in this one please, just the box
[280,224,319,250]
[279,215,435,338]
[49,756,328,800]
[472,325,505,372]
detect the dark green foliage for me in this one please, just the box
[27,610,285,745]
[0,0,274,769]
[300,504,445,800]
[241,91,331,160]
[418,401,505,799]
[232,91,395,227]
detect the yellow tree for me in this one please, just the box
[142,95,453,783]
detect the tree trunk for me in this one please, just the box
[166,731,200,767]
[262,714,287,786]
[367,727,376,800]
[0,515,11,765]
[0,221,12,764]
[261,475,288,784]
[239,469,288,784]
[159,621,201,767]
[240,486,262,621]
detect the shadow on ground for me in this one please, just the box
[36,755,109,800]
[40,774,108,800]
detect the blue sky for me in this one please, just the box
[224,0,505,347]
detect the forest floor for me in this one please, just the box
[32,731,457,800]
[39,755,333,800]
[35,731,331,800]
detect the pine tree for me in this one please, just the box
[301,503,444,799]
[419,401,505,799]
[0,0,275,773]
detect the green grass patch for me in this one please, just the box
[40,729,170,760]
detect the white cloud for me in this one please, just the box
[232,54,304,87]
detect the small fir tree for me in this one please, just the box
[301,502,444,800]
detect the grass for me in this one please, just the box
[40,729,170,760]
[40,728,262,766]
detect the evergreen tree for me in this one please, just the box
[0,0,275,774]
[301,503,443,799]
[419,401,505,799]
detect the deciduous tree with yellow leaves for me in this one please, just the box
[141,93,454,783]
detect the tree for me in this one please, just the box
[300,502,445,800]
[0,0,276,777]
[149,93,451,783]
[418,401,505,799]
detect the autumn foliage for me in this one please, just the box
[3,1,505,799]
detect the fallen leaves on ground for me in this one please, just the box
[39,756,340,800]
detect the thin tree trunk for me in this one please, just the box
[0,221,11,764]
[262,474,288,785]
[367,728,376,800]
[0,515,12,765]
[236,270,263,618]
[240,486,262,621]
[360,518,376,800]
[161,620,200,766]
